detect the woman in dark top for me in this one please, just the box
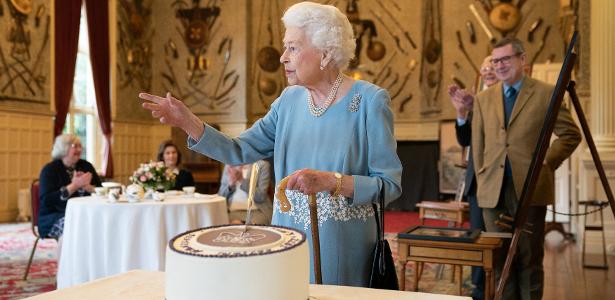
[157,140,194,190]
[39,134,101,238]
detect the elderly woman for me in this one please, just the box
[139,2,401,286]
[157,140,194,190]
[39,134,101,239]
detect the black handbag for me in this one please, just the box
[368,190,399,290]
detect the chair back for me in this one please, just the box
[30,179,40,238]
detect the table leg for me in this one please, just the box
[484,249,494,300]
[456,265,462,295]
[413,262,420,291]
[485,269,493,300]
[397,242,408,291]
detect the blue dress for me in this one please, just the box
[188,80,402,286]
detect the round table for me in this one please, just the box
[57,193,228,288]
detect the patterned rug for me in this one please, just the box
[0,223,57,300]
[0,223,473,299]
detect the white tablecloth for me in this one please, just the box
[57,194,228,288]
[29,270,471,300]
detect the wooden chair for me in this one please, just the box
[413,200,469,294]
[23,179,56,280]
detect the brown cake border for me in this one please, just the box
[168,224,307,258]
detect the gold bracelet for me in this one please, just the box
[333,172,343,197]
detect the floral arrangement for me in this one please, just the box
[130,161,178,191]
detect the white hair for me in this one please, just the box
[282,1,356,70]
[51,134,80,160]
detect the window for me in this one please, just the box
[63,6,102,169]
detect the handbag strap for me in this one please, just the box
[373,186,385,242]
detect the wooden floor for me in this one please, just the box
[542,232,615,300]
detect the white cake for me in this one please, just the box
[165,224,309,300]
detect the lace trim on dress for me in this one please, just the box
[275,190,375,230]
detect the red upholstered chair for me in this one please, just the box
[23,179,55,280]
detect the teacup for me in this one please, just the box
[107,189,120,203]
[102,182,123,196]
[125,184,144,202]
[153,191,166,201]
[182,186,196,195]
[94,187,106,196]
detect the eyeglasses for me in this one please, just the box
[480,66,494,73]
[70,143,82,149]
[490,53,523,65]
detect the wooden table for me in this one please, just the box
[416,201,469,227]
[26,270,471,300]
[397,235,503,299]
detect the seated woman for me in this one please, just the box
[39,134,101,239]
[218,160,272,225]
[157,140,194,190]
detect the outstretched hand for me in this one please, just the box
[139,92,190,127]
[139,92,205,140]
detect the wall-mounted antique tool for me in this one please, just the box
[477,0,493,12]
[422,7,440,64]
[258,76,277,96]
[527,18,543,42]
[390,60,416,100]
[451,76,466,90]
[370,10,407,55]
[223,69,236,84]
[466,21,476,44]
[257,23,281,72]
[35,4,45,27]
[168,39,179,59]
[375,1,416,49]
[469,4,496,44]
[346,0,385,68]
[366,32,386,62]
[489,0,520,34]
[376,66,392,85]
[373,52,396,83]
[214,74,238,101]
[390,73,409,100]
[212,38,233,104]
[385,72,400,90]
[399,94,413,113]
[9,0,31,14]
[530,25,551,68]
[358,19,385,62]
[419,0,442,115]
[386,0,401,12]
[257,0,281,73]
[456,30,479,74]
[176,0,220,79]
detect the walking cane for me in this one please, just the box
[276,177,322,284]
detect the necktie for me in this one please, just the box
[504,87,517,127]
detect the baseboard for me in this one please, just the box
[0,209,18,223]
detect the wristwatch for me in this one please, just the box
[332,172,343,197]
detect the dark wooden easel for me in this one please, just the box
[495,31,615,300]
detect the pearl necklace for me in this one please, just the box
[307,73,344,117]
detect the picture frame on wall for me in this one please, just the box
[438,120,466,194]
